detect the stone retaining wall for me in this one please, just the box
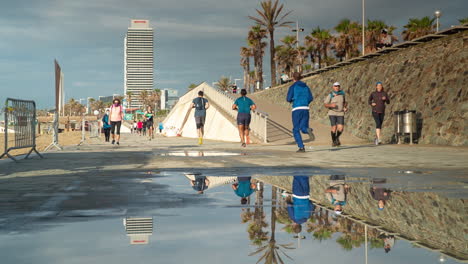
[256,31,467,146]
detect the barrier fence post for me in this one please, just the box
[0,98,44,161]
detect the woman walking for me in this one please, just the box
[109,98,124,145]
[368,82,390,145]
[102,110,111,142]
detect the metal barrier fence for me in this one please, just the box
[89,121,100,138]
[0,98,43,161]
[203,85,269,143]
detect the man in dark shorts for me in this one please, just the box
[232,177,256,205]
[232,89,256,147]
[190,175,210,194]
[191,91,210,145]
[324,82,348,147]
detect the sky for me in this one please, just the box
[0,0,466,109]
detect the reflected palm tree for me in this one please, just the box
[306,208,338,242]
[250,187,294,264]
[246,182,268,246]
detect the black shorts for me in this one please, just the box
[329,115,344,126]
[110,121,122,135]
[147,121,154,129]
[372,112,385,129]
[195,116,206,129]
[237,113,251,126]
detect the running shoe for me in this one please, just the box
[198,138,203,145]
[112,140,115,145]
[241,143,246,148]
[307,128,315,141]
[116,142,119,145]
[336,139,341,146]
[296,148,305,153]
[374,138,379,145]
[332,141,337,147]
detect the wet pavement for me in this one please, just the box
[0,134,467,263]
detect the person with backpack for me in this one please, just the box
[191,91,210,145]
[324,82,348,147]
[102,109,111,142]
[109,98,124,145]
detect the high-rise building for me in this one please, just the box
[124,19,154,109]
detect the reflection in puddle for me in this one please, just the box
[0,168,466,263]
[161,151,246,157]
[123,217,153,245]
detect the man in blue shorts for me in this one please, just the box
[232,89,256,147]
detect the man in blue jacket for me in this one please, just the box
[286,175,315,234]
[286,72,315,152]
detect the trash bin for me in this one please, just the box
[394,110,417,144]
[401,110,417,134]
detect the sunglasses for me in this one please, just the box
[333,85,340,87]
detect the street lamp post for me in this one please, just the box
[362,0,365,56]
[292,21,304,72]
[435,10,442,32]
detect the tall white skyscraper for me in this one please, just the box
[124,19,154,108]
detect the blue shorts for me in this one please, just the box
[237,113,251,126]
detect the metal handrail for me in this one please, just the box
[202,84,269,143]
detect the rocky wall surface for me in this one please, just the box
[258,175,467,260]
[257,31,468,146]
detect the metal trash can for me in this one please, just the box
[394,110,417,144]
[401,110,417,134]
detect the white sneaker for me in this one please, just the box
[374,138,379,145]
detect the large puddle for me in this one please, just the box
[0,168,466,263]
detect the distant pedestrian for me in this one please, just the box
[286,72,315,153]
[109,98,124,145]
[142,120,147,136]
[132,121,137,134]
[285,176,315,234]
[376,29,394,50]
[324,82,348,147]
[145,106,155,140]
[137,120,143,135]
[191,91,210,145]
[158,122,164,133]
[324,175,349,215]
[102,110,111,142]
[232,89,256,147]
[232,177,256,205]
[368,82,390,145]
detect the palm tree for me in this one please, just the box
[275,35,297,77]
[459,17,468,25]
[402,16,436,41]
[365,20,397,53]
[248,25,268,90]
[305,27,333,68]
[250,186,294,264]
[215,76,231,91]
[126,91,133,108]
[249,0,293,88]
[139,90,149,109]
[240,47,252,93]
[334,19,362,60]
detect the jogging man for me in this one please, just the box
[285,175,315,235]
[286,72,314,153]
[232,177,256,205]
[145,106,155,141]
[232,89,256,147]
[191,91,210,145]
[324,82,348,147]
[324,175,349,215]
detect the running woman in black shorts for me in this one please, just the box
[368,82,390,145]
[145,106,155,141]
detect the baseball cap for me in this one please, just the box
[333,82,340,86]
[376,81,383,85]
